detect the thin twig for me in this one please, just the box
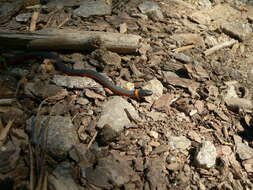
[173,45,195,53]
[87,131,98,149]
[58,16,70,28]
[29,143,34,190]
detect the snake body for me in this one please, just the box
[8,51,153,98]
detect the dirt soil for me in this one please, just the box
[0,0,253,190]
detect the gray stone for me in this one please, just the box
[236,143,253,160]
[195,141,217,168]
[198,0,212,8]
[97,97,139,132]
[48,162,79,190]
[52,74,103,90]
[15,13,32,23]
[174,53,193,64]
[168,136,191,151]
[27,116,79,159]
[138,1,160,14]
[74,0,111,18]
[221,22,252,41]
[143,79,163,103]
[138,1,163,20]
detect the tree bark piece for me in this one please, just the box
[0,28,142,54]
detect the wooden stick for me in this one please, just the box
[173,45,195,53]
[204,39,237,56]
[0,28,142,53]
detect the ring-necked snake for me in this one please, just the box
[7,51,153,98]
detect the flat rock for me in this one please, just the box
[168,136,191,151]
[174,53,193,63]
[74,0,111,18]
[52,74,103,90]
[236,143,253,160]
[195,141,217,168]
[97,96,139,132]
[221,22,252,41]
[27,116,79,159]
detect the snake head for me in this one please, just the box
[138,89,153,97]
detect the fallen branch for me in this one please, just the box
[0,28,142,53]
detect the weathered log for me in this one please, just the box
[0,28,142,53]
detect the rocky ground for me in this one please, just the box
[0,0,253,189]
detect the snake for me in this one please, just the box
[7,51,153,98]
